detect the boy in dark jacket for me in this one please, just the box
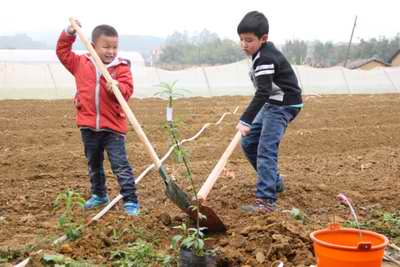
[237,11,303,213]
[56,21,139,216]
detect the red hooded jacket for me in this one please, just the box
[56,31,133,134]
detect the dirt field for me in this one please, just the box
[0,94,399,266]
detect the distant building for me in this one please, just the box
[346,58,390,70]
[389,49,400,67]
[149,48,161,66]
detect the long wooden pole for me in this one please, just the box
[197,131,241,201]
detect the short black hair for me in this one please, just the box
[91,24,118,43]
[237,11,269,38]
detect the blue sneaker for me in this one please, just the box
[123,202,140,216]
[84,194,109,209]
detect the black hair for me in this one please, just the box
[91,24,118,43]
[237,11,269,38]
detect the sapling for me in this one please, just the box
[53,190,85,240]
[154,80,190,122]
[110,239,173,267]
[156,81,213,259]
[167,122,213,258]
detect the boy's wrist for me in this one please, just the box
[239,120,252,128]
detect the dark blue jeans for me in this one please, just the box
[80,129,137,203]
[240,103,300,202]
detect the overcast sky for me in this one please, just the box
[1,0,399,43]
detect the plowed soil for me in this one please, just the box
[0,94,399,266]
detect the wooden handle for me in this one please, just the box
[69,18,162,168]
[197,131,241,200]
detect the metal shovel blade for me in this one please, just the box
[159,167,226,233]
[159,166,192,210]
[185,202,227,233]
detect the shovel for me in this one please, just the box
[69,18,225,232]
[195,131,242,232]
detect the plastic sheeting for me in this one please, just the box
[0,60,399,100]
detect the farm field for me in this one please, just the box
[0,94,399,266]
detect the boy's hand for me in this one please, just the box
[236,122,251,136]
[67,19,81,35]
[106,80,119,93]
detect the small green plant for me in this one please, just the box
[53,190,85,240]
[154,80,189,109]
[383,212,400,226]
[171,223,213,257]
[290,208,306,224]
[42,254,96,266]
[155,81,190,124]
[342,210,400,245]
[110,239,173,267]
[0,248,21,264]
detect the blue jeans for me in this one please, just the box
[80,129,137,203]
[241,103,300,202]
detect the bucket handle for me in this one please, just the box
[357,242,372,250]
[327,224,372,250]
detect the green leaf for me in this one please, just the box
[42,254,65,263]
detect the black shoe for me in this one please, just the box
[241,198,277,213]
[276,175,285,193]
[276,182,285,193]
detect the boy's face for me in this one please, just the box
[239,33,268,56]
[93,35,118,64]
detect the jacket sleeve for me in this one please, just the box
[115,64,134,101]
[240,56,275,125]
[56,31,79,75]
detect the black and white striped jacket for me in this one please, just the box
[240,42,302,126]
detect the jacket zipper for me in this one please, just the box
[95,70,100,130]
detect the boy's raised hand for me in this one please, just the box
[236,122,251,136]
[106,79,119,93]
[67,19,81,35]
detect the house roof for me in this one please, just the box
[389,49,400,63]
[346,57,390,69]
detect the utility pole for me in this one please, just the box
[344,16,358,68]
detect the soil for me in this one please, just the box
[0,94,399,266]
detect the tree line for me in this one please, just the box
[282,34,400,67]
[157,31,400,68]
[156,30,245,69]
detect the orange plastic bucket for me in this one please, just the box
[310,224,388,267]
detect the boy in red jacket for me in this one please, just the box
[56,21,139,216]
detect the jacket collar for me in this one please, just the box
[84,54,129,68]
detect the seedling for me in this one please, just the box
[343,210,400,244]
[53,190,85,240]
[171,223,214,257]
[290,208,306,224]
[110,239,173,267]
[154,81,189,109]
[41,254,96,266]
